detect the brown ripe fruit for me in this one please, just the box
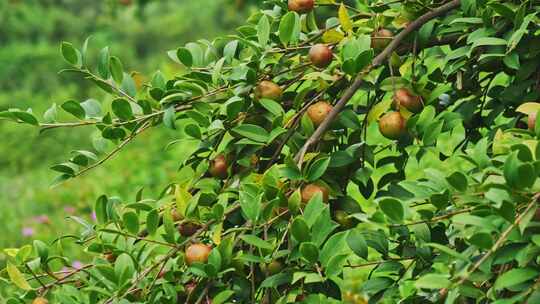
[301,183,329,203]
[119,0,132,5]
[307,101,333,126]
[528,112,537,130]
[371,28,394,50]
[309,44,333,68]
[185,243,212,265]
[255,81,282,101]
[378,112,407,140]
[104,252,116,263]
[209,154,228,179]
[32,298,49,304]
[171,209,183,222]
[393,88,423,113]
[288,0,314,13]
[178,221,201,237]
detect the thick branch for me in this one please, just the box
[294,0,461,165]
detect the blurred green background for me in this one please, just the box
[0,0,251,255]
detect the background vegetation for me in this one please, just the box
[0,0,247,257]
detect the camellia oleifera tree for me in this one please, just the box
[2,0,540,303]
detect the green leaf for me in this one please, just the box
[305,157,330,182]
[163,106,176,129]
[425,243,468,261]
[146,209,159,235]
[109,56,124,84]
[184,123,202,139]
[259,99,284,117]
[325,254,348,277]
[240,235,273,250]
[257,15,270,47]
[415,274,450,289]
[94,195,108,224]
[260,273,291,288]
[231,124,269,143]
[379,198,404,222]
[5,110,39,126]
[61,41,80,66]
[471,37,507,51]
[303,193,326,227]
[288,188,302,214]
[111,98,134,121]
[61,100,85,119]
[347,228,368,259]
[494,268,538,290]
[291,217,310,243]
[213,290,235,304]
[338,3,353,32]
[300,242,319,263]
[114,253,135,285]
[98,46,110,79]
[446,171,468,192]
[6,262,32,290]
[176,47,193,67]
[320,231,348,267]
[43,103,58,123]
[279,12,299,45]
[121,73,137,97]
[122,212,139,234]
[239,185,262,222]
[208,248,222,272]
[33,240,49,263]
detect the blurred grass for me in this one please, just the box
[0,0,249,251]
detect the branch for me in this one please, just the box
[389,207,474,227]
[73,120,152,178]
[455,195,539,286]
[346,257,415,268]
[294,0,461,165]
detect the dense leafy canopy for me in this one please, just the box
[2,0,540,303]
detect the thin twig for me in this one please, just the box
[73,120,152,178]
[25,263,47,290]
[346,257,415,268]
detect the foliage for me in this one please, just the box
[2,0,540,303]
[0,0,247,252]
